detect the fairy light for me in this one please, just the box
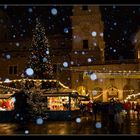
[0,78,70,91]
[125,92,140,101]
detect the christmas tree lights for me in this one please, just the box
[25,18,54,79]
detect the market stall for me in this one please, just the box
[0,84,26,122]
[42,89,86,120]
[0,94,15,111]
[0,93,16,122]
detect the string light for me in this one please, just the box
[0,79,69,90]
[125,92,140,101]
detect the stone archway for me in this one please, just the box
[106,86,119,101]
[91,87,103,102]
[77,85,87,96]
[123,85,134,100]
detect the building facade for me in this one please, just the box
[0,10,72,85]
[70,5,140,102]
[0,6,140,102]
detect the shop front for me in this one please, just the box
[0,93,16,122]
[0,85,27,122]
[42,89,87,120]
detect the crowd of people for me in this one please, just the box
[79,98,140,133]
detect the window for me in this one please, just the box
[14,66,17,74]
[9,66,13,74]
[83,40,88,49]
[82,6,88,10]
[9,66,17,74]
[138,50,140,59]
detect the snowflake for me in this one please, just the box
[25,68,34,76]
[16,42,20,47]
[36,117,44,125]
[64,28,69,33]
[28,8,33,13]
[90,73,97,80]
[63,62,68,67]
[95,122,102,128]
[92,31,97,37]
[76,117,81,123]
[87,58,92,63]
[51,8,57,15]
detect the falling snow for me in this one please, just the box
[63,62,68,68]
[95,122,102,128]
[64,28,69,33]
[6,54,11,59]
[87,58,92,63]
[25,130,29,134]
[36,117,44,125]
[25,68,34,76]
[90,73,97,81]
[91,31,97,37]
[76,117,81,123]
[51,8,57,15]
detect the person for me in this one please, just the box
[136,102,140,119]
[123,101,131,119]
[114,100,124,132]
[87,101,93,115]
[132,101,135,111]
[131,101,136,118]
[63,103,69,110]
[114,110,124,132]
[92,102,98,121]
[108,100,116,133]
[78,101,85,115]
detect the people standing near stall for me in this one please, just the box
[123,101,131,119]
[114,100,124,132]
[108,99,116,133]
[87,101,93,115]
[136,102,140,119]
[92,102,98,121]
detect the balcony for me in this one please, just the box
[70,58,139,67]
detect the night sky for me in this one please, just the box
[0,5,140,61]
[100,6,140,60]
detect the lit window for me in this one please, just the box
[9,66,17,75]
[138,50,140,59]
[83,40,88,49]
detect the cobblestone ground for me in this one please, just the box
[0,111,140,135]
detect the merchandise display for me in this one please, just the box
[47,96,79,111]
[0,97,15,111]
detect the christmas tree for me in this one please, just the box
[25,18,54,79]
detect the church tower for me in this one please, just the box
[70,5,105,65]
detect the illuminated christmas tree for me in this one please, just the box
[25,18,54,79]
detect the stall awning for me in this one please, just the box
[0,94,14,99]
[43,88,77,94]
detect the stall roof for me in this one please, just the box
[42,89,89,100]
[43,88,77,94]
[0,94,14,99]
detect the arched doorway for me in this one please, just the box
[106,86,119,101]
[77,85,87,96]
[91,87,103,102]
[123,85,134,100]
